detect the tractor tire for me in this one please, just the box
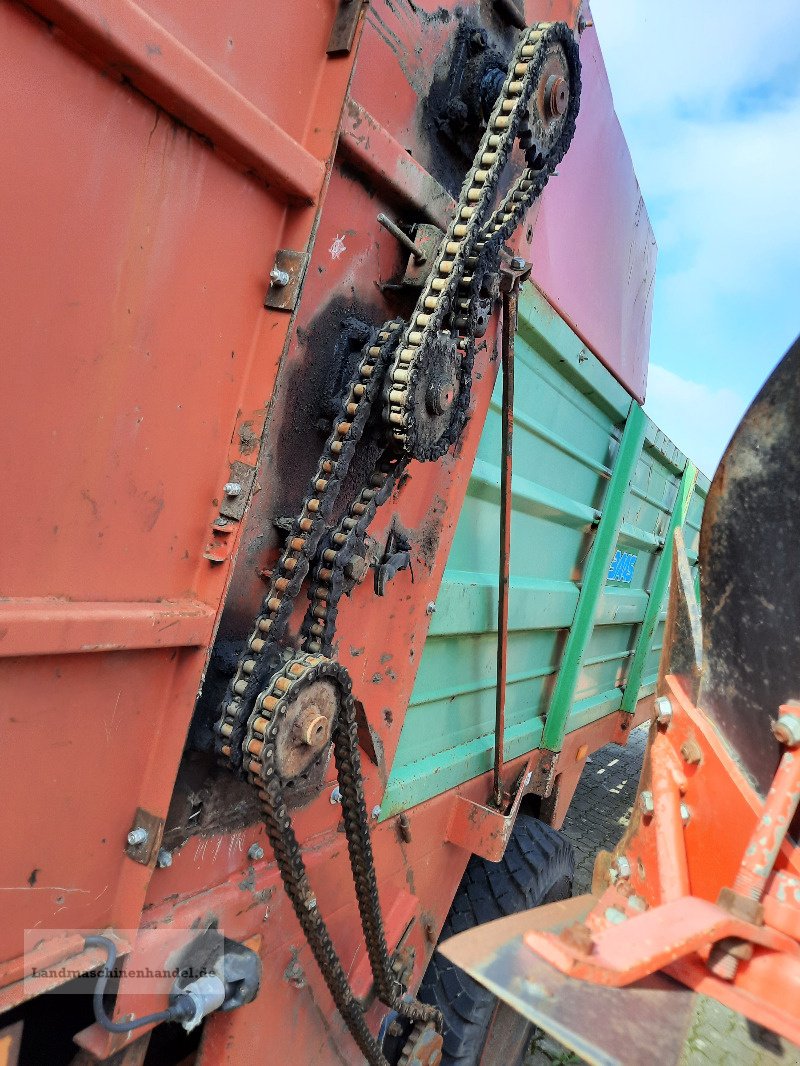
[419,814,574,1066]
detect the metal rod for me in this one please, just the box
[377,213,426,263]
[493,286,517,809]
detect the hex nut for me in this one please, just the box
[615,855,631,879]
[654,696,673,726]
[330,786,342,805]
[680,803,691,825]
[639,790,654,816]
[772,714,800,748]
[681,739,703,765]
[248,843,265,862]
[156,848,173,868]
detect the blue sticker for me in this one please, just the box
[607,549,637,584]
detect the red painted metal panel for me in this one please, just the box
[531,20,655,402]
[0,1,661,1059]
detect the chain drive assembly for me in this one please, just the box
[383,20,580,460]
[213,19,581,1065]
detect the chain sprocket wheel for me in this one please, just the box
[398,1022,444,1066]
[241,654,440,1066]
[215,321,404,774]
[242,656,340,807]
[301,448,407,657]
[383,21,581,461]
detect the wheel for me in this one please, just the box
[419,814,574,1066]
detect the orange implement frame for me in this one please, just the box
[522,675,800,1046]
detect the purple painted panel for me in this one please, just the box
[531,22,655,403]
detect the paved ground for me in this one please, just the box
[523,726,797,1066]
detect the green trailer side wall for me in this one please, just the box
[382,285,709,817]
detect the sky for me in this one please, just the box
[591,1,800,477]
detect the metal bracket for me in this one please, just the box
[374,528,413,596]
[327,0,366,55]
[446,757,534,862]
[219,460,257,520]
[125,807,165,867]
[264,249,310,312]
[528,749,560,798]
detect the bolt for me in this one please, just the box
[248,843,265,862]
[639,790,654,816]
[372,806,381,820]
[772,714,800,747]
[604,907,627,925]
[127,827,148,847]
[223,482,242,497]
[681,739,703,765]
[398,812,412,843]
[511,256,527,270]
[654,695,673,726]
[615,855,631,879]
[330,786,342,805]
[426,602,436,616]
[578,16,594,34]
[680,803,691,825]
[156,848,173,868]
[270,266,290,287]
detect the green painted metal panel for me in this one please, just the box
[382,286,705,817]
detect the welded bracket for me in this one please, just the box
[446,757,534,861]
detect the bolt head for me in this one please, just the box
[270,266,290,287]
[127,827,148,847]
[224,482,242,497]
[426,602,436,616]
[156,848,173,868]
[248,843,265,862]
[772,714,800,748]
[615,855,631,879]
[680,739,703,765]
[330,786,342,805]
[371,805,381,820]
[639,790,654,816]
[654,696,673,726]
[680,803,691,825]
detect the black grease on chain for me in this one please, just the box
[387,21,581,461]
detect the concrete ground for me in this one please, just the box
[523,725,798,1066]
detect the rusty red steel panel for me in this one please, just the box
[0,0,359,972]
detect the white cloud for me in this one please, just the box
[644,364,745,478]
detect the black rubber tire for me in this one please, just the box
[418,814,574,1066]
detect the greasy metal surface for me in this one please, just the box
[698,336,800,796]
[439,898,698,1065]
[385,287,707,814]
